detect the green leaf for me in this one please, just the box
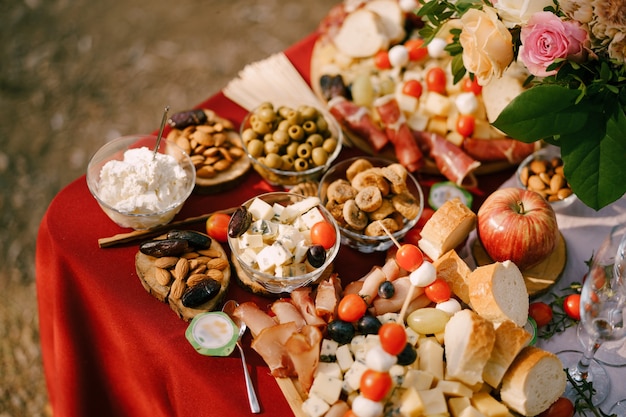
[492,85,591,142]
[560,109,626,210]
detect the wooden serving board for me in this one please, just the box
[471,232,567,298]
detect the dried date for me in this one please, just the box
[139,238,190,257]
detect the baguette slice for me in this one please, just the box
[444,309,495,386]
[332,9,389,58]
[500,346,566,416]
[433,249,472,305]
[482,320,532,388]
[418,198,476,261]
[468,260,529,327]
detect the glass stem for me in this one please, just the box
[571,330,601,381]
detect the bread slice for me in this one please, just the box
[418,198,476,261]
[468,260,529,327]
[332,8,389,58]
[433,249,472,305]
[444,309,495,386]
[482,320,532,388]
[500,346,566,416]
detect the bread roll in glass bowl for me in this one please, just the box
[516,146,577,211]
[86,135,195,230]
[239,103,342,188]
[318,156,424,253]
[227,192,340,294]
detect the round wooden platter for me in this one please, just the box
[230,252,334,298]
[309,37,516,178]
[193,132,252,195]
[135,235,231,321]
[471,232,567,298]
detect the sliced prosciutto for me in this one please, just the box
[315,274,342,322]
[463,137,537,164]
[290,287,327,328]
[328,96,389,152]
[374,95,424,172]
[412,130,481,187]
[251,322,299,378]
[285,325,322,392]
[233,301,276,338]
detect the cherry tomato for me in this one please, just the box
[374,50,391,69]
[310,221,337,250]
[456,114,476,137]
[564,294,581,321]
[343,411,359,417]
[402,79,423,99]
[205,213,230,242]
[425,67,447,94]
[379,322,407,355]
[425,278,451,303]
[404,38,428,61]
[395,244,424,272]
[529,302,553,327]
[337,293,368,322]
[462,76,482,95]
[537,397,575,417]
[359,369,393,401]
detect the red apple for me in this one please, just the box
[477,187,559,271]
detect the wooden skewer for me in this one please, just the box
[98,206,239,248]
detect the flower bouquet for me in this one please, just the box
[416,0,626,210]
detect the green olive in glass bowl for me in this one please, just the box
[239,103,343,188]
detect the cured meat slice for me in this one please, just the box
[328,96,389,151]
[463,137,537,164]
[373,95,424,172]
[413,130,481,188]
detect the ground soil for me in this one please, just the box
[0,0,337,414]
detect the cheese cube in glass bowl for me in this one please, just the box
[86,134,195,230]
[227,192,340,294]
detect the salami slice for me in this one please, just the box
[328,96,389,152]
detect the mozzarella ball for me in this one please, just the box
[455,92,479,114]
[409,261,436,287]
[436,298,463,315]
[365,345,398,372]
[427,38,448,58]
[352,395,384,417]
[388,45,409,68]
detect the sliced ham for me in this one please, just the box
[271,299,307,330]
[315,274,342,322]
[328,96,389,151]
[291,287,327,328]
[251,322,299,378]
[285,325,323,392]
[413,130,481,188]
[372,277,424,315]
[374,95,424,172]
[358,266,387,304]
[463,137,537,164]
[233,301,276,338]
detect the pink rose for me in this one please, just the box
[520,12,589,77]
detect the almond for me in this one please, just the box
[155,267,172,286]
[207,258,229,271]
[170,278,186,299]
[206,269,224,281]
[154,256,179,269]
[174,258,190,281]
[187,273,210,287]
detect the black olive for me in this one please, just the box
[306,244,327,268]
[396,343,417,366]
[378,281,395,299]
[319,74,350,101]
[228,206,252,238]
[327,320,355,345]
[356,314,382,335]
[167,230,212,249]
[181,279,221,308]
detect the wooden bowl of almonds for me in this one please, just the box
[166,108,251,194]
[516,146,577,211]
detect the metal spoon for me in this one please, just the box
[152,105,170,160]
[222,300,261,414]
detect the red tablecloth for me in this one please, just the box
[36,33,514,417]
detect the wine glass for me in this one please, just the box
[557,224,626,405]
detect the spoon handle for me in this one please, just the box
[237,343,261,413]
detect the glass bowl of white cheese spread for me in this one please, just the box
[87,134,196,230]
[227,192,340,294]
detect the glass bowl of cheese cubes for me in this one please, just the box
[227,192,340,294]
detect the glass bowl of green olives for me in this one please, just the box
[239,103,343,188]
[318,156,424,253]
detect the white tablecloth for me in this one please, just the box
[464,175,626,415]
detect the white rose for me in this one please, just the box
[494,0,555,28]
